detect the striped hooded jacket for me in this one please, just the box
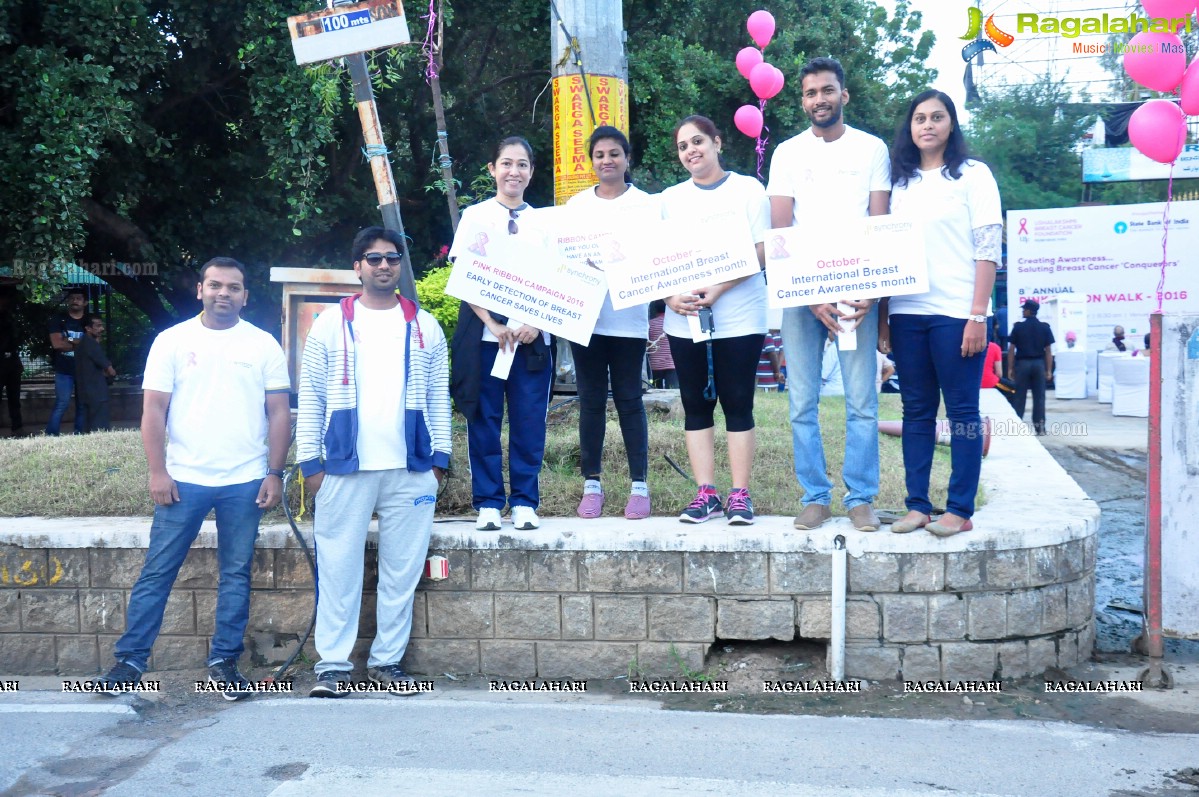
[296,293,451,477]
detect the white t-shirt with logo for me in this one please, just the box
[565,184,657,339]
[658,173,769,340]
[142,316,290,486]
[765,125,891,229]
[887,160,1002,319]
[350,301,407,470]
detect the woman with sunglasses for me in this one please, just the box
[880,90,1001,537]
[449,136,553,532]
[566,126,656,521]
[660,115,769,525]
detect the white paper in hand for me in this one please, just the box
[490,322,525,380]
[836,302,858,351]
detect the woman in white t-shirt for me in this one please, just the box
[879,90,1002,538]
[660,115,769,526]
[566,126,655,520]
[448,136,553,533]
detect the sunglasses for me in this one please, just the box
[507,208,519,235]
[362,252,403,267]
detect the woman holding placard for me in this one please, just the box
[448,136,553,533]
[566,126,656,520]
[880,90,1001,537]
[660,115,769,525]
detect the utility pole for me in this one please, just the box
[332,0,417,300]
[550,0,629,205]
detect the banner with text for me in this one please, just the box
[765,217,928,307]
[1006,202,1198,350]
[444,233,607,346]
[552,75,629,205]
[604,214,761,310]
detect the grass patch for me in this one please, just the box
[0,393,958,518]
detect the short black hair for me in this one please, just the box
[1144,332,1151,348]
[83,313,103,328]
[800,56,845,89]
[65,287,86,298]
[198,257,246,282]
[351,227,406,264]
[1022,299,1040,314]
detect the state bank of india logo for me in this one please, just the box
[1114,221,1129,234]
[960,3,1015,63]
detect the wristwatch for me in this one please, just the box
[266,468,285,479]
[968,314,987,324]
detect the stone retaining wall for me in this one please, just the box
[1,392,1100,681]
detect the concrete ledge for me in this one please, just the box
[0,391,1099,681]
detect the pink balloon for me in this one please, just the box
[1181,54,1199,115]
[770,65,786,96]
[734,105,764,138]
[1128,99,1187,164]
[743,61,781,99]
[735,46,763,80]
[1140,0,1196,18]
[1124,31,1187,92]
[747,10,775,49]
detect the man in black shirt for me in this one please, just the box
[75,314,116,433]
[1109,325,1126,352]
[46,288,88,435]
[1006,299,1055,435]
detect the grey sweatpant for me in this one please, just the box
[313,468,438,673]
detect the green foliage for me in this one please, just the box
[415,264,458,340]
[966,79,1090,211]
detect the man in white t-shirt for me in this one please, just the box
[766,56,891,532]
[97,258,292,699]
[297,227,451,698]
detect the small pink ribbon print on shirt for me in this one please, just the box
[468,232,489,256]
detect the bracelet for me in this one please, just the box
[968,314,987,324]
[266,468,285,478]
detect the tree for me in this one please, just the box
[965,79,1090,211]
[2,0,934,337]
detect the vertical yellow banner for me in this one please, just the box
[552,74,630,205]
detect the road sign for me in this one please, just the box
[287,0,410,65]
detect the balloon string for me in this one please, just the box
[422,0,438,83]
[1156,163,1174,313]
[756,98,769,181]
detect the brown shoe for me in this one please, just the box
[848,504,880,532]
[793,503,832,530]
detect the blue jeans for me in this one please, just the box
[889,314,985,519]
[114,479,263,672]
[45,372,83,435]
[781,304,879,508]
[570,335,649,481]
[469,343,552,510]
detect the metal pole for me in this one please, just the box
[830,535,847,682]
[334,1,417,300]
[1138,311,1171,688]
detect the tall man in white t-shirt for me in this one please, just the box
[766,56,891,532]
[98,258,292,698]
[298,227,451,697]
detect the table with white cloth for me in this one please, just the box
[1110,356,1150,417]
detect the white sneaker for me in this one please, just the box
[510,506,540,530]
[475,507,502,531]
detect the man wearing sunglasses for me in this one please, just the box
[297,227,451,697]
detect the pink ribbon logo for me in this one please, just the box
[1018,218,1029,235]
[185,352,197,368]
[770,235,790,259]
[468,232,489,256]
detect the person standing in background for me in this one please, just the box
[75,313,116,433]
[1007,299,1054,435]
[46,288,88,435]
[0,290,23,436]
[647,301,677,389]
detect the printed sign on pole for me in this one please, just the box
[287,0,410,65]
[765,217,928,307]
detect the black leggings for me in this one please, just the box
[668,333,764,432]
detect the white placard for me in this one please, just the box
[765,217,928,307]
[604,216,761,310]
[444,234,607,346]
[288,0,410,66]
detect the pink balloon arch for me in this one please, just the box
[1119,1,1197,311]
[734,9,785,178]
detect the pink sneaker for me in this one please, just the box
[577,491,605,518]
[624,494,651,520]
